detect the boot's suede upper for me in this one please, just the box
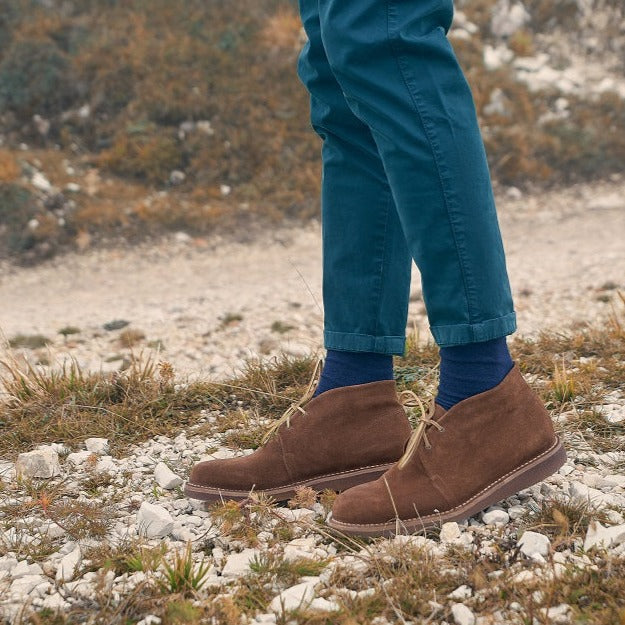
[331,363,559,525]
[187,380,412,492]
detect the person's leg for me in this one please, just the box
[297,0,413,395]
[298,0,413,356]
[317,0,516,350]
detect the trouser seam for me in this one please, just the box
[385,0,475,328]
[373,189,394,339]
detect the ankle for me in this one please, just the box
[314,349,394,397]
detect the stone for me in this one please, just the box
[85,438,109,454]
[31,171,52,192]
[136,502,174,538]
[583,521,625,551]
[483,45,514,71]
[15,448,61,479]
[448,585,473,600]
[221,549,261,578]
[309,597,340,611]
[570,480,621,508]
[56,545,81,582]
[10,574,48,597]
[283,536,317,562]
[451,602,476,625]
[12,560,44,578]
[517,531,551,559]
[41,593,70,610]
[154,462,183,489]
[95,456,118,474]
[269,578,319,612]
[539,603,572,624]
[482,509,510,525]
[169,170,186,186]
[491,0,530,37]
[507,505,526,520]
[137,616,162,625]
[440,522,462,543]
[66,451,93,466]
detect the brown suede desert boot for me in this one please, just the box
[184,376,413,503]
[328,362,566,537]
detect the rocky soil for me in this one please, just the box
[0,178,624,624]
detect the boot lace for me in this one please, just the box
[260,357,323,444]
[397,390,444,469]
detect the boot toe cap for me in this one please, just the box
[188,458,254,491]
[330,479,395,527]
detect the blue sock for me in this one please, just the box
[435,337,514,410]
[313,349,394,397]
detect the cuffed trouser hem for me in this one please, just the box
[430,312,517,347]
[324,330,406,355]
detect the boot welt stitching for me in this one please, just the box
[331,436,562,528]
[186,461,395,492]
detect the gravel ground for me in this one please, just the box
[0,179,624,382]
[0,180,624,623]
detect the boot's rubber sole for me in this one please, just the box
[328,436,567,538]
[183,462,396,503]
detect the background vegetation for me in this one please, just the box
[0,0,624,263]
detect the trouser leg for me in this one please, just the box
[317,0,516,346]
[297,0,413,355]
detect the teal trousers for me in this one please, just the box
[296,0,517,354]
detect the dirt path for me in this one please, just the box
[0,180,623,381]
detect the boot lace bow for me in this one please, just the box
[397,390,443,469]
[260,357,323,444]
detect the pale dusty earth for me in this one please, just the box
[0,179,623,383]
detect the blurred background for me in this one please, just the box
[0,0,624,380]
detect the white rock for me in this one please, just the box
[221,549,261,578]
[451,602,476,625]
[440,522,462,543]
[137,615,162,625]
[0,556,18,572]
[570,480,621,508]
[85,438,109,454]
[482,509,510,525]
[66,451,93,466]
[136,502,174,538]
[309,597,340,611]
[96,456,118,474]
[517,531,551,558]
[31,171,52,192]
[512,570,536,583]
[56,545,81,582]
[169,170,186,186]
[540,603,572,624]
[491,0,530,37]
[449,585,473,600]
[507,505,526,520]
[0,461,16,482]
[154,462,183,489]
[41,593,70,610]
[483,44,514,71]
[15,448,61,479]
[270,578,319,612]
[599,403,625,424]
[583,521,625,551]
[10,574,47,596]
[274,508,315,523]
[283,536,317,562]
[10,561,43,578]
